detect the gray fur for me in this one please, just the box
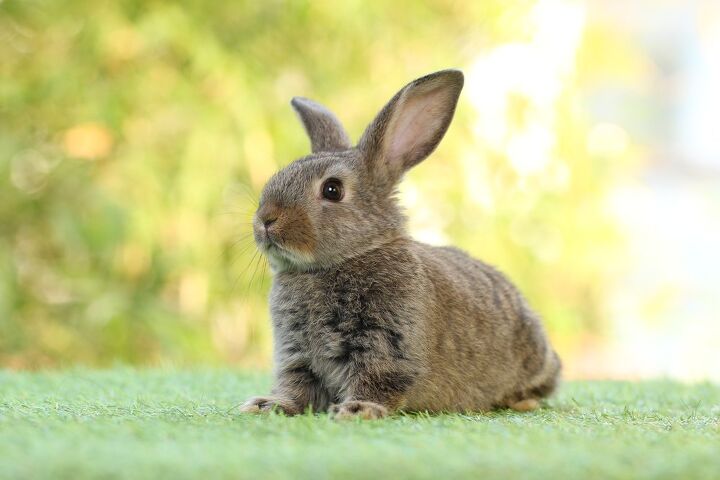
[291,97,352,153]
[240,70,561,418]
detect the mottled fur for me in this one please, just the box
[240,70,561,419]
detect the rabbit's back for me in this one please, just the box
[406,242,560,411]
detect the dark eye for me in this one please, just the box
[321,178,344,202]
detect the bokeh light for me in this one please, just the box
[1,0,717,380]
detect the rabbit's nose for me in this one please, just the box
[256,202,280,232]
[263,217,277,230]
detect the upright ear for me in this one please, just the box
[291,97,352,153]
[358,69,463,182]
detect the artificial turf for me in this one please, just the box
[0,369,718,479]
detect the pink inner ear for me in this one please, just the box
[386,85,452,168]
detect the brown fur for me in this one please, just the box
[239,70,561,419]
[257,202,317,255]
[510,399,540,412]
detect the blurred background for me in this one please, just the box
[1,0,718,380]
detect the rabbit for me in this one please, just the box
[239,69,561,419]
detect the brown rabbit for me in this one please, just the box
[240,70,561,419]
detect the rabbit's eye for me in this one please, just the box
[321,178,344,202]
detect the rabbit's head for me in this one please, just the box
[254,70,464,272]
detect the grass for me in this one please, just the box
[0,370,719,480]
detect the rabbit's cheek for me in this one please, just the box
[276,206,317,255]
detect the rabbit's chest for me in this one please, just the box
[271,273,396,386]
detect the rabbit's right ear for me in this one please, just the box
[291,97,352,153]
[358,70,463,184]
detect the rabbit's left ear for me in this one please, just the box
[291,97,352,153]
[358,70,463,183]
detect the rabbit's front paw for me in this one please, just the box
[239,396,299,415]
[329,400,388,420]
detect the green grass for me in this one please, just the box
[0,370,719,480]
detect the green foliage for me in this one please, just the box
[0,0,628,367]
[1,370,719,479]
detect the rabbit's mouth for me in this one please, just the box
[252,208,317,272]
[260,239,314,272]
[259,232,287,255]
[263,239,282,255]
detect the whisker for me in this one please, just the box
[233,248,260,291]
[226,183,260,207]
[228,243,257,268]
[260,256,269,292]
[223,236,256,265]
[246,250,264,296]
[217,211,256,218]
[232,232,255,243]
